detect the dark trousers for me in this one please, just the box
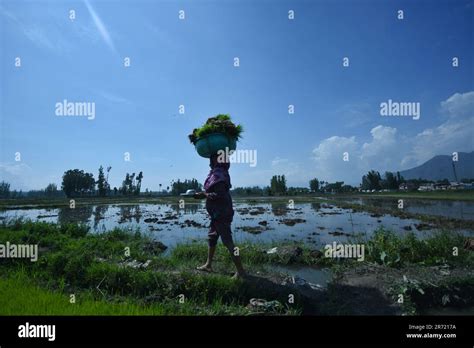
[208,219,234,249]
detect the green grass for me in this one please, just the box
[0,270,254,315]
[352,229,473,267]
[0,220,304,315]
[0,220,472,315]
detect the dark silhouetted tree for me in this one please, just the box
[97,166,107,197]
[309,178,319,192]
[270,175,287,195]
[45,183,58,197]
[61,169,95,197]
[0,181,10,198]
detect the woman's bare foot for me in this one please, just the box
[196,264,213,272]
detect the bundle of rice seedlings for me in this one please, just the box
[188,114,243,144]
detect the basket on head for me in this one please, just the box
[194,133,237,158]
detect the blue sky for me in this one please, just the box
[1,0,473,190]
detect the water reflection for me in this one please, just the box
[271,202,289,216]
[118,205,142,224]
[57,206,93,225]
[169,203,201,215]
[1,202,472,249]
[93,205,109,229]
[311,202,322,212]
[339,197,474,221]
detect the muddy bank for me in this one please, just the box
[241,261,474,315]
[334,262,474,315]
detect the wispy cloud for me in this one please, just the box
[271,157,289,167]
[145,21,178,49]
[0,6,19,23]
[23,26,57,51]
[0,162,36,191]
[0,6,63,52]
[95,90,131,104]
[84,0,117,54]
[331,102,374,129]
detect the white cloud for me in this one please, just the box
[312,136,361,184]
[271,157,300,177]
[406,91,474,165]
[313,136,358,161]
[361,125,397,154]
[0,163,36,191]
[440,91,474,118]
[408,116,473,165]
[311,91,474,185]
[231,156,305,188]
[361,126,400,169]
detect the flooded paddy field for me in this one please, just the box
[1,201,472,249]
[333,196,474,221]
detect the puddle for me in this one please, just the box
[270,265,333,288]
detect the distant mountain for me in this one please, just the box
[399,151,474,181]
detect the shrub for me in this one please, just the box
[361,228,471,267]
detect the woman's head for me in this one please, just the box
[210,153,230,170]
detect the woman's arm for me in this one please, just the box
[193,192,207,199]
[206,181,229,200]
[193,182,229,200]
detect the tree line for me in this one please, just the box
[0,170,203,199]
[0,181,64,199]
[361,171,404,191]
[2,168,473,199]
[170,179,202,195]
[232,175,357,196]
[61,166,145,198]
